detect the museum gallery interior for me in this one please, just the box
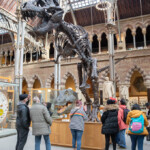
[0,0,150,149]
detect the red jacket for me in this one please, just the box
[118,105,128,130]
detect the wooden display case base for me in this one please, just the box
[50,121,105,150]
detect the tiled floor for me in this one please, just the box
[0,130,150,150]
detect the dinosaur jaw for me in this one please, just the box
[21,1,46,21]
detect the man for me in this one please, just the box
[16,94,31,150]
[30,96,52,150]
[145,102,150,117]
[117,99,129,149]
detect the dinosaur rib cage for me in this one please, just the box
[55,21,92,61]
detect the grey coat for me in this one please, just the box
[69,107,87,131]
[30,103,52,136]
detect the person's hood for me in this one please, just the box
[119,105,127,110]
[129,110,143,118]
[103,104,119,112]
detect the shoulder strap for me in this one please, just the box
[71,109,79,118]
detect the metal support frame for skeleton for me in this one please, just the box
[21,0,125,121]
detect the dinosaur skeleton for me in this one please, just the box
[21,0,125,121]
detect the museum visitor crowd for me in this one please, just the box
[16,94,150,150]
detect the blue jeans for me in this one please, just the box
[35,135,51,150]
[71,129,83,150]
[130,134,145,150]
[116,129,126,148]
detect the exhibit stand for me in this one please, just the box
[50,120,105,150]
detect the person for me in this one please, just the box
[145,102,150,141]
[30,96,52,150]
[126,104,149,150]
[16,94,31,150]
[103,77,115,100]
[117,99,129,149]
[101,98,119,150]
[47,102,53,116]
[145,102,150,118]
[69,100,87,150]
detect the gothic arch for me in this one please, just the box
[23,76,29,87]
[61,72,78,89]
[28,74,43,88]
[99,70,120,85]
[122,24,134,33]
[45,73,54,88]
[99,29,108,38]
[134,22,145,29]
[144,20,150,27]
[125,65,147,84]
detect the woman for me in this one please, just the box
[69,100,87,150]
[126,104,149,150]
[101,99,119,150]
[101,98,119,150]
[117,99,129,148]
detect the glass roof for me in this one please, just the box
[61,0,100,10]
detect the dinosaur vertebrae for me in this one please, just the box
[59,21,92,63]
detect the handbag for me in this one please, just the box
[146,127,150,141]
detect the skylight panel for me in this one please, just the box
[61,0,100,10]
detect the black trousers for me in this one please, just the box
[105,134,117,150]
[16,128,29,150]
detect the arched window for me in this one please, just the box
[65,76,76,91]
[101,33,108,52]
[146,25,150,46]
[26,52,30,62]
[129,71,147,105]
[33,78,41,89]
[125,28,133,50]
[114,34,117,50]
[22,79,28,94]
[92,34,99,53]
[49,43,54,59]
[136,27,144,48]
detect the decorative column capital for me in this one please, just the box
[9,51,13,56]
[144,81,150,89]
[4,51,8,56]
[98,35,101,41]
[142,28,146,35]
[132,30,136,36]
[117,83,130,88]
[89,34,93,42]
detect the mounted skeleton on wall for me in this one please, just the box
[21,0,125,121]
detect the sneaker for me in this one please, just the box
[117,145,126,149]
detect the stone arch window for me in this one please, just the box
[51,78,54,89]
[65,76,76,91]
[101,33,108,52]
[49,43,54,59]
[26,52,30,62]
[114,34,117,50]
[136,27,144,48]
[92,34,99,53]
[22,78,29,94]
[33,78,41,89]
[146,25,150,46]
[125,28,133,50]
[129,71,147,104]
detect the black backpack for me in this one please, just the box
[123,108,130,123]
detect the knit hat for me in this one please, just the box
[19,94,28,101]
[107,97,117,105]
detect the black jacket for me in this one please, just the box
[16,102,31,130]
[101,104,119,134]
